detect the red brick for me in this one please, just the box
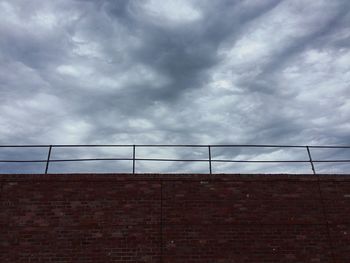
[1,226,160,263]
[163,180,321,200]
[1,199,160,227]
[163,199,324,224]
[163,225,332,263]
[330,224,350,263]
[1,174,349,263]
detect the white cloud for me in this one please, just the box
[140,0,202,23]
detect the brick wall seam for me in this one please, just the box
[317,175,337,263]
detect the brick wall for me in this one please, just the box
[1,174,349,262]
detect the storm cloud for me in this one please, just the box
[0,0,349,173]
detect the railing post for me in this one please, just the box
[132,145,136,174]
[306,146,316,175]
[45,145,52,174]
[208,145,212,175]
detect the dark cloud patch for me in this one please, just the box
[89,0,284,102]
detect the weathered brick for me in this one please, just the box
[163,199,324,224]
[0,174,349,263]
[163,224,332,263]
[330,224,350,262]
[1,225,160,263]
[163,180,321,200]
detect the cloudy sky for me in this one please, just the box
[0,0,350,174]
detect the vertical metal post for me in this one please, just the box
[208,145,212,175]
[132,145,136,174]
[45,145,52,174]
[306,146,316,175]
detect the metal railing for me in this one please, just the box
[0,144,350,174]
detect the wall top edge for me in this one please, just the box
[1,173,350,182]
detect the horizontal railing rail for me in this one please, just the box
[0,144,349,174]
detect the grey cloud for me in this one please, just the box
[0,0,349,173]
